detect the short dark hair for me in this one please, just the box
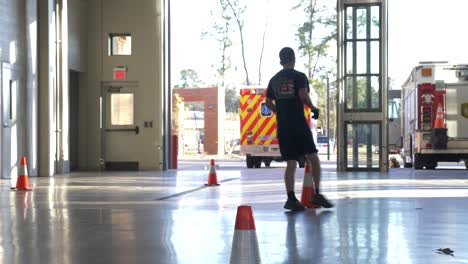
[279,47,295,65]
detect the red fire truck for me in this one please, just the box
[401,62,468,169]
[239,87,317,168]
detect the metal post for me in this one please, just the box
[327,76,330,161]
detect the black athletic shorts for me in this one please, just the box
[277,127,317,161]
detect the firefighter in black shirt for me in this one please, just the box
[266,47,333,211]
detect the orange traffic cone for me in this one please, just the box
[230,205,261,264]
[205,159,220,186]
[16,156,32,191]
[434,103,445,129]
[301,162,320,208]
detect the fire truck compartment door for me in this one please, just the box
[446,84,468,138]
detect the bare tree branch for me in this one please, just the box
[226,0,250,85]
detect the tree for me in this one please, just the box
[176,69,203,88]
[225,87,240,113]
[294,0,337,138]
[294,0,336,80]
[202,0,233,87]
[225,0,249,85]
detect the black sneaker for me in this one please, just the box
[284,198,305,211]
[312,194,334,208]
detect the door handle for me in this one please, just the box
[105,126,139,134]
[3,123,9,128]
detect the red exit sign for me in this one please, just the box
[113,66,127,80]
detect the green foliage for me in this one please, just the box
[225,87,240,113]
[294,1,337,138]
[294,0,336,80]
[202,0,233,87]
[176,69,203,88]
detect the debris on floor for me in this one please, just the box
[435,248,454,256]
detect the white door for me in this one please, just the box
[102,83,140,170]
[2,63,19,185]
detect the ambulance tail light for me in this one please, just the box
[240,89,251,96]
[422,68,432,77]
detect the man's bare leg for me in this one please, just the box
[305,153,333,208]
[284,160,297,192]
[283,160,305,211]
[306,153,321,194]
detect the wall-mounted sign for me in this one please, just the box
[113,66,127,80]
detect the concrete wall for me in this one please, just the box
[0,0,37,175]
[68,0,87,72]
[80,0,164,170]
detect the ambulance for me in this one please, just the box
[401,62,468,169]
[239,87,317,168]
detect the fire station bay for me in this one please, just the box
[2,0,468,263]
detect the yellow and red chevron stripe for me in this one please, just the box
[240,89,312,146]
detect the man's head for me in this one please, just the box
[279,47,295,66]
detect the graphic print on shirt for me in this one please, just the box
[275,79,295,99]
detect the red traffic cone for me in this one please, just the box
[434,103,445,129]
[301,162,319,208]
[16,157,32,191]
[230,205,261,264]
[205,159,220,186]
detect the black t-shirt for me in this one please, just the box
[266,69,309,133]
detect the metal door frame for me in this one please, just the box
[100,81,139,170]
[337,0,388,172]
[1,62,20,180]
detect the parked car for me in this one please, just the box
[316,136,334,155]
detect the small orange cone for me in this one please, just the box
[230,205,261,264]
[434,103,445,129]
[301,162,320,208]
[16,156,32,191]
[205,159,220,186]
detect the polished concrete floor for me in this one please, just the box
[1,161,468,264]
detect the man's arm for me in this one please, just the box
[265,97,277,113]
[298,87,320,119]
[298,88,316,111]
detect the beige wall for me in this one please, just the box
[68,0,87,72]
[80,0,164,170]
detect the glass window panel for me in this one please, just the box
[9,80,17,121]
[371,76,380,109]
[371,41,380,74]
[111,93,134,125]
[356,8,367,39]
[346,77,354,109]
[356,41,367,74]
[346,42,354,74]
[347,123,380,169]
[371,6,380,39]
[356,76,367,109]
[110,34,132,56]
[346,7,353,39]
[388,98,401,119]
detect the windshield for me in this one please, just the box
[317,137,328,144]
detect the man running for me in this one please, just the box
[265,47,333,211]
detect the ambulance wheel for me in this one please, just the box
[254,158,262,168]
[264,160,272,167]
[413,159,423,170]
[246,155,254,168]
